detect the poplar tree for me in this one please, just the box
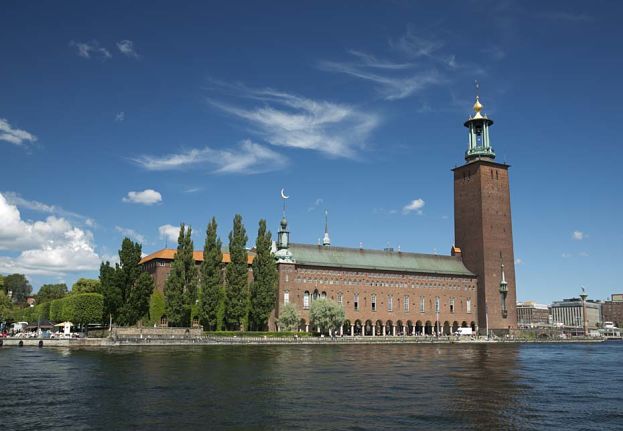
[225,214,249,331]
[249,219,278,331]
[199,217,225,330]
[164,224,198,326]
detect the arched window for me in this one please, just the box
[371,294,377,312]
[284,290,290,305]
[303,291,310,309]
[466,298,472,313]
[313,289,319,300]
[321,291,327,298]
[435,297,440,313]
[388,295,393,312]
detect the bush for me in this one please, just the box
[148,291,165,326]
[49,294,104,326]
[50,299,63,322]
[204,331,312,338]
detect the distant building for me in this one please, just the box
[516,301,549,327]
[26,296,36,307]
[602,294,623,328]
[550,298,602,330]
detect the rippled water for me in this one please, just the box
[1,342,623,430]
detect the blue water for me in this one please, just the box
[1,342,622,430]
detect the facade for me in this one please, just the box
[139,95,517,335]
[453,95,517,333]
[516,301,550,327]
[550,298,602,330]
[602,294,623,327]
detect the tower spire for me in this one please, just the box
[275,189,294,263]
[464,82,495,161]
[322,209,331,246]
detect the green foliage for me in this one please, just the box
[309,298,345,335]
[225,214,249,331]
[164,224,198,327]
[47,294,104,326]
[3,273,32,305]
[100,238,154,326]
[0,290,13,321]
[204,330,311,338]
[72,278,101,294]
[36,283,68,303]
[199,217,225,330]
[35,302,51,321]
[278,303,300,331]
[249,219,278,331]
[148,290,166,325]
[50,299,63,322]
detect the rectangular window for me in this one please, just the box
[388,295,393,312]
[450,298,455,313]
[435,297,440,313]
[467,298,472,313]
[404,295,409,312]
[303,292,310,309]
[284,291,290,305]
[371,294,377,312]
[337,293,343,306]
[420,296,425,312]
[354,293,359,311]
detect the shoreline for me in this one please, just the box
[0,336,607,348]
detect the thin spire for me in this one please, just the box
[322,209,331,246]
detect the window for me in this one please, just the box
[337,292,343,306]
[303,291,310,309]
[284,291,290,305]
[321,291,327,299]
[354,293,359,311]
[450,298,455,313]
[388,295,393,312]
[467,298,472,313]
[420,296,425,312]
[313,289,319,300]
[404,295,409,312]
[371,294,377,311]
[435,297,440,313]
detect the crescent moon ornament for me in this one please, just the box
[280,188,289,199]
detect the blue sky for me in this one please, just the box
[1,1,621,304]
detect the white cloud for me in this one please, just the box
[115,112,125,122]
[115,226,145,244]
[389,25,444,58]
[209,86,379,158]
[132,139,287,174]
[0,118,37,147]
[308,198,324,212]
[572,230,586,240]
[69,40,111,60]
[402,198,425,215]
[515,258,523,265]
[3,191,93,226]
[562,252,572,258]
[579,251,589,257]
[0,192,101,276]
[116,40,139,58]
[122,189,162,205]
[158,224,180,244]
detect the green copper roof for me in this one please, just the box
[289,243,474,276]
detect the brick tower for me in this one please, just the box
[453,93,517,334]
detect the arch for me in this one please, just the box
[298,318,306,332]
[415,320,423,336]
[452,321,459,333]
[375,320,383,336]
[396,320,404,336]
[364,319,374,336]
[354,319,363,336]
[38,340,43,348]
[343,319,351,336]
[313,289,320,300]
[461,321,468,328]
[424,320,432,336]
[470,321,476,332]
[160,315,168,327]
[407,320,414,336]
[303,291,310,309]
[321,291,327,298]
[385,320,394,336]
[443,321,451,336]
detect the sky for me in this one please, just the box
[1,1,622,304]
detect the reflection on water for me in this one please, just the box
[1,343,623,430]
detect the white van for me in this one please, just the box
[455,327,473,336]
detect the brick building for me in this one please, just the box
[140,95,517,335]
[602,294,623,327]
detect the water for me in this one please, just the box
[1,342,623,430]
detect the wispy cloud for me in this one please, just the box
[132,139,287,174]
[208,84,379,158]
[115,112,125,122]
[388,25,444,58]
[116,40,140,58]
[307,198,324,212]
[122,189,162,205]
[115,226,145,244]
[0,118,37,147]
[402,198,425,215]
[572,230,586,240]
[3,191,94,226]
[69,40,111,60]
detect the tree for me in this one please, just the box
[164,224,198,326]
[249,219,278,331]
[199,217,225,330]
[0,290,13,322]
[225,214,249,331]
[309,298,345,336]
[71,294,104,328]
[100,238,154,326]
[278,303,300,332]
[4,274,32,305]
[36,283,68,303]
[50,299,64,322]
[149,290,166,326]
[72,278,101,294]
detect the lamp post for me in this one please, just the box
[485,301,489,339]
[579,287,588,337]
